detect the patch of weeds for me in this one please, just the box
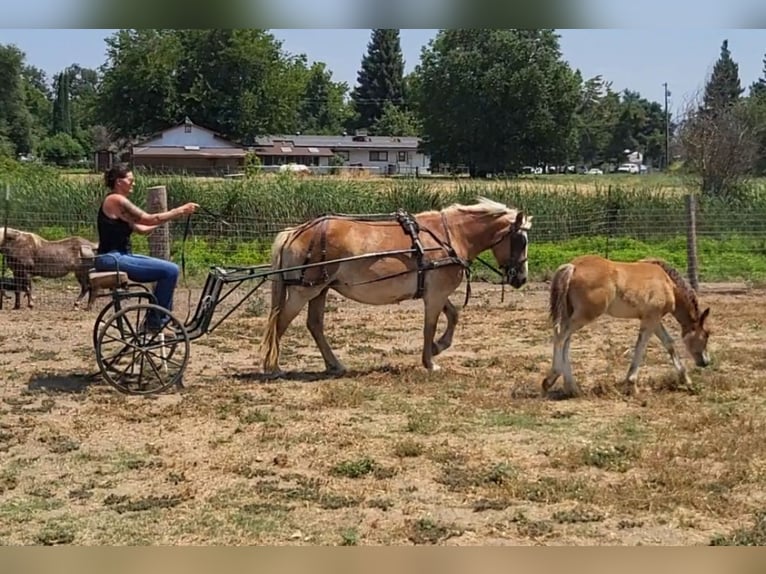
[580,443,640,472]
[0,469,18,494]
[552,505,605,524]
[316,382,376,408]
[238,409,269,425]
[29,350,60,361]
[473,498,511,512]
[232,502,289,536]
[407,517,462,545]
[437,461,515,491]
[339,527,359,546]
[516,517,555,539]
[710,510,766,546]
[230,465,276,479]
[330,457,378,479]
[35,520,76,545]
[319,493,361,510]
[485,411,541,429]
[513,476,595,504]
[393,439,424,458]
[45,436,80,454]
[0,496,63,523]
[103,493,187,513]
[618,518,645,529]
[367,498,394,511]
[406,411,439,434]
[68,485,93,501]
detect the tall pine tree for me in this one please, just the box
[52,69,72,135]
[702,39,744,112]
[350,29,405,131]
[750,53,766,99]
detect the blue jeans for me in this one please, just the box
[95,251,179,327]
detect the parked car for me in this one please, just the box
[616,163,639,174]
[585,168,603,175]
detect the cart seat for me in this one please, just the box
[88,270,129,291]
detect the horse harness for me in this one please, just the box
[285,210,471,301]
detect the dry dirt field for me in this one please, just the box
[0,281,765,546]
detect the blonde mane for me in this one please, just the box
[445,196,533,230]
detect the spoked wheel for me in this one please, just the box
[92,292,155,351]
[95,303,190,395]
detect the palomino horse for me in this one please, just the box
[543,254,711,398]
[261,197,532,376]
[0,227,96,309]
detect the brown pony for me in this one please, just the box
[543,254,711,398]
[261,197,532,376]
[0,227,97,309]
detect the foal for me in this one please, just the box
[543,255,711,398]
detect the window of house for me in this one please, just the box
[397,151,407,163]
[369,151,388,162]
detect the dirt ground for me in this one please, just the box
[0,280,765,546]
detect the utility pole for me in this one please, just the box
[663,82,671,171]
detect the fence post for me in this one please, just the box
[685,193,700,290]
[146,185,171,261]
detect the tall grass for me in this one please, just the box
[3,162,766,282]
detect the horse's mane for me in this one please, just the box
[444,196,532,230]
[643,258,700,319]
[0,227,43,247]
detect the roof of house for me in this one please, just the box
[253,134,421,150]
[132,146,247,158]
[253,143,335,157]
[134,116,240,148]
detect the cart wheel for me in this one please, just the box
[92,292,155,351]
[95,303,190,395]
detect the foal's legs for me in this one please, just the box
[306,287,346,375]
[623,321,656,395]
[542,320,585,399]
[431,299,458,357]
[654,323,693,388]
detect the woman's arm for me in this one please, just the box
[105,194,198,227]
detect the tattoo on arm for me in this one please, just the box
[118,199,147,225]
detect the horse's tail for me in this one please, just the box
[549,263,575,336]
[261,228,293,372]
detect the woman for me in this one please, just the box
[95,163,198,332]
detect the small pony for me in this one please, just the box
[543,254,711,398]
[0,227,97,310]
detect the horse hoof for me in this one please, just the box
[427,363,441,372]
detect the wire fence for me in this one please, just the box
[1,193,764,311]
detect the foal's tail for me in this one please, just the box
[549,263,575,335]
[260,229,292,372]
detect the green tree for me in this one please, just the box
[370,101,420,136]
[21,64,53,151]
[174,29,308,141]
[52,70,73,135]
[350,29,405,131]
[574,75,621,166]
[750,53,766,98]
[37,132,85,166]
[414,29,581,176]
[703,39,744,113]
[296,62,351,135]
[96,29,183,140]
[64,64,100,153]
[0,44,35,156]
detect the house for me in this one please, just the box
[130,117,247,175]
[252,134,431,175]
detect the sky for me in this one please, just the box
[0,28,764,116]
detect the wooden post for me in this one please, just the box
[146,185,170,261]
[685,193,700,290]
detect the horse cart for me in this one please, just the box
[87,200,531,396]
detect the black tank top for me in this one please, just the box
[97,202,133,254]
